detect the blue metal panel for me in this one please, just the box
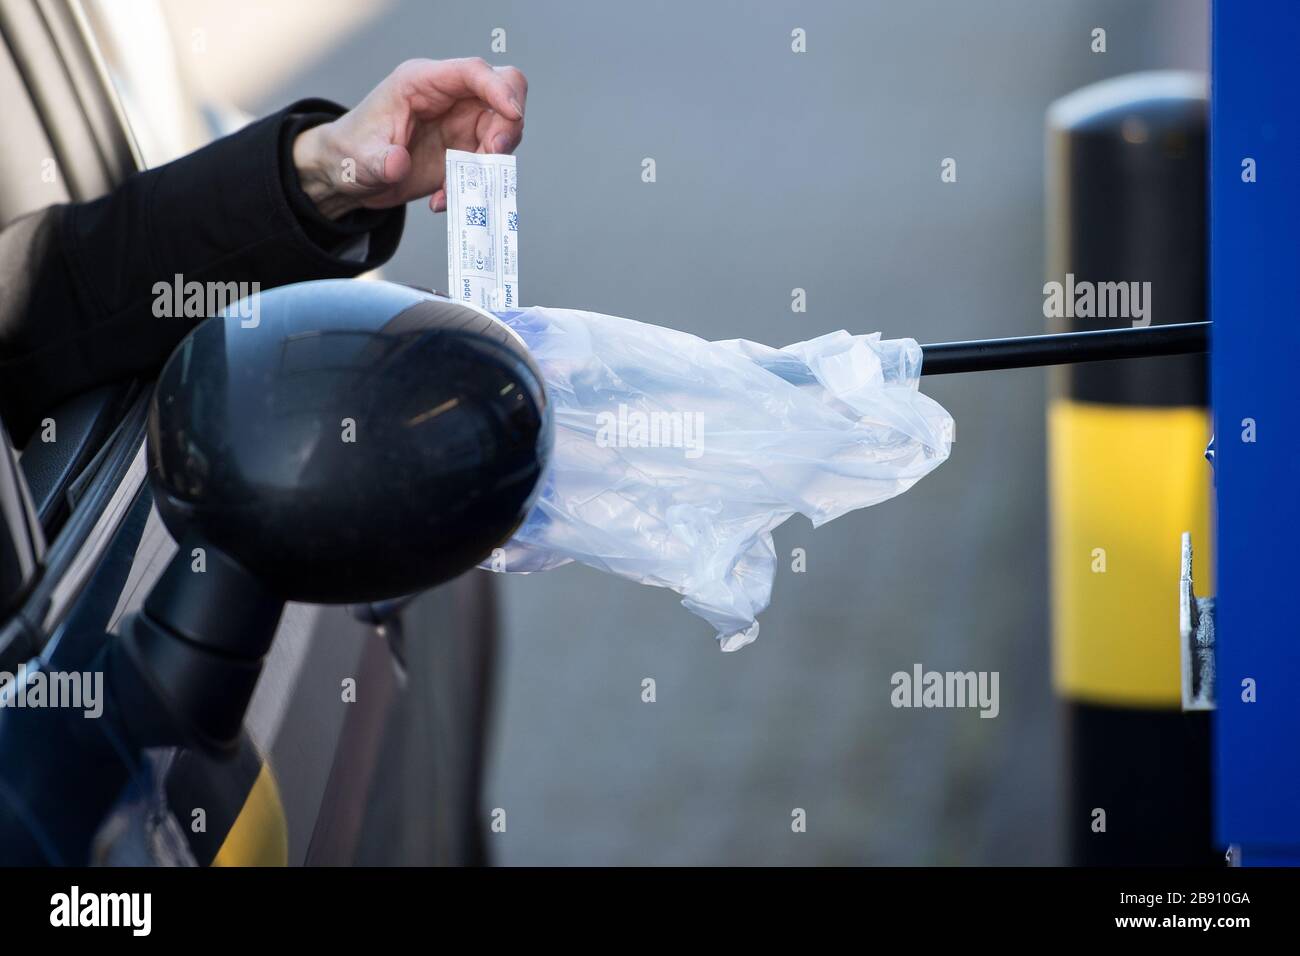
[1211,0,1300,862]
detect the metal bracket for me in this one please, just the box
[1180,531,1216,711]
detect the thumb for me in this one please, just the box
[373,143,411,185]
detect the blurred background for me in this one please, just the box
[97,0,1209,864]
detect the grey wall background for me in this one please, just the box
[242,0,1208,864]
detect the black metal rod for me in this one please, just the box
[920,321,1209,375]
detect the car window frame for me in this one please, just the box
[0,0,148,666]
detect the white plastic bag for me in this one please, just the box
[486,306,954,650]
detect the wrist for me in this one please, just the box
[292,122,363,219]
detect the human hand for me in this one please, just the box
[292,57,527,219]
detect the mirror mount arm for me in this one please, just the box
[0,537,281,864]
[113,531,285,755]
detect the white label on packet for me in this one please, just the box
[446,149,518,312]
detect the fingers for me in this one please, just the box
[493,64,528,115]
[400,57,525,121]
[478,111,524,155]
[477,67,526,154]
[429,189,446,213]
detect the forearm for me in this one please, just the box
[0,100,404,443]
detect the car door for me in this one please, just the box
[0,0,497,866]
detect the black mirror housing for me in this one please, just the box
[148,280,551,604]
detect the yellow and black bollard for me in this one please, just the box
[1046,73,1217,865]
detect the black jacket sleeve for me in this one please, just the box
[0,98,404,443]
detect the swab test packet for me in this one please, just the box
[445,149,518,311]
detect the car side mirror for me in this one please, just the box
[123,279,551,751]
